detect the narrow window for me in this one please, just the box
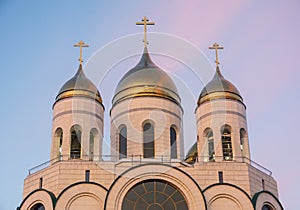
[89,132,94,160]
[143,123,154,158]
[170,127,177,159]
[59,133,63,159]
[85,170,90,182]
[70,126,81,159]
[119,126,127,159]
[218,171,223,183]
[221,125,233,161]
[240,128,247,158]
[206,129,214,161]
[39,177,43,189]
[54,128,63,159]
[262,179,265,190]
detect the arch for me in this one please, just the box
[203,183,254,210]
[118,125,127,159]
[89,128,98,160]
[17,189,56,210]
[30,203,45,210]
[122,179,188,210]
[262,203,275,210]
[252,191,284,210]
[203,128,214,162]
[70,125,82,159]
[143,121,155,158]
[170,126,177,159]
[54,128,63,159]
[104,163,207,210]
[221,124,233,161]
[55,182,107,210]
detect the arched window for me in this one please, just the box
[119,126,127,159]
[143,122,154,158]
[221,125,233,161]
[30,203,45,210]
[54,128,63,159]
[170,127,177,159]
[240,128,247,157]
[122,180,188,210]
[204,128,214,161]
[262,204,274,210]
[70,125,81,159]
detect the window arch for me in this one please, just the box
[170,126,177,159]
[70,125,82,159]
[54,128,63,159]
[221,125,233,161]
[122,180,188,210]
[30,203,45,210]
[262,204,275,210]
[143,122,154,158]
[204,128,214,161]
[240,128,247,157]
[119,126,127,159]
[89,128,98,160]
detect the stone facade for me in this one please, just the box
[18,46,283,210]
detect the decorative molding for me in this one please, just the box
[197,110,246,123]
[53,110,103,122]
[111,107,182,122]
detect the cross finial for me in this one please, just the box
[73,40,89,65]
[136,16,155,47]
[209,42,224,67]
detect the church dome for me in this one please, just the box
[112,48,180,106]
[184,142,197,164]
[55,64,102,104]
[198,66,243,105]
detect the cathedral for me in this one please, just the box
[18,18,283,210]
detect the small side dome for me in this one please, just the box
[112,48,180,106]
[184,142,197,164]
[198,66,243,106]
[55,64,102,104]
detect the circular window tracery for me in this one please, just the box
[122,179,188,210]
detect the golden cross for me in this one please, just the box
[73,40,89,65]
[209,42,224,67]
[136,16,155,47]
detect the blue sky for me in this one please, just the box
[1,1,299,209]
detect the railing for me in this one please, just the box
[70,151,81,159]
[28,156,62,175]
[28,154,272,176]
[197,155,272,176]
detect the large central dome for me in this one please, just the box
[112,48,180,106]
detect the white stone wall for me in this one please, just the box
[50,97,104,161]
[21,160,281,210]
[196,99,251,161]
[110,97,183,161]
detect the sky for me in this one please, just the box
[1,0,299,209]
